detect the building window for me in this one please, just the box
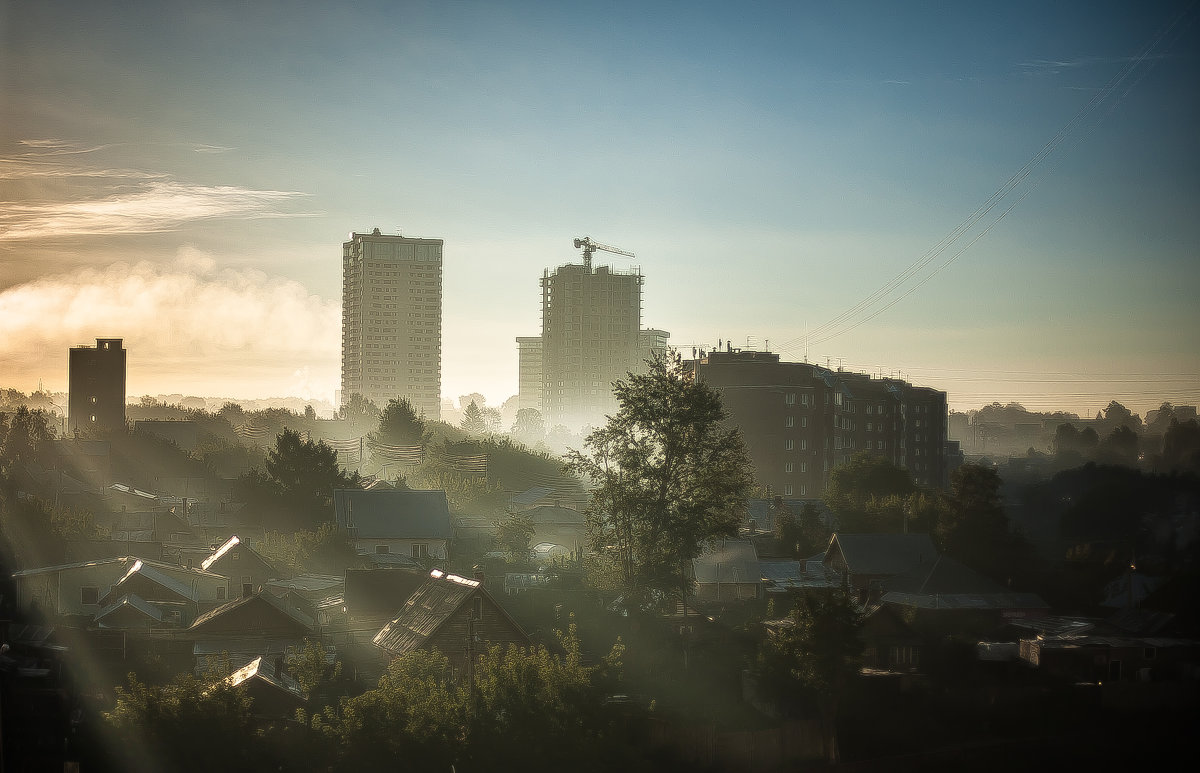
[785,416,794,428]
[800,462,808,473]
[81,586,98,605]
[784,439,794,451]
[800,438,808,451]
[473,597,483,620]
[217,586,226,600]
[785,393,796,405]
[802,417,808,428]
[785,462,794,473]
[412,543,430,559]
[376,544,390,554]
[784,485,794,496]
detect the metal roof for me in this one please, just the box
[93,594,165,626]
[373,570,481,656]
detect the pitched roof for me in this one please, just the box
[333,489,453,539]
[188,591,314,634]
[882,556,1009,596]
[525,505,585,525]
[825,533,938,577]
[223,655,306,701]
[93,594,165,627]
[373,570,482,656]
[693,539,760,585]
[511,487,554,507]
[100,559,200,604]
[201,535,240,571]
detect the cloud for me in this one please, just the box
[0,180,311,240]
[0,249,340,398]
[0,139,309,240]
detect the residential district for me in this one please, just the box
[0,232,1197,771]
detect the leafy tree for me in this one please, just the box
[319,622,628,772]
[337,393,380,437]
[1159,419,1200,475]
[756,591,863,762]
[250,429,358,529]
[460,400,487,434]
[371,398,426,447]
[775,500,826,558]
[823,452,916,532]
[105,667,261,773]
[1097,424,1140,468]
[510,407,546,446]
[480,406,503,433]
[0,406,55,475]
[495,510,535,563]
[937,464,1027,581]
[566,351,754,610]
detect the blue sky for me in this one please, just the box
[2,0,1197,416]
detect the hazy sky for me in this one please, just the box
[2,0,1197,417]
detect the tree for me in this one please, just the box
[372,398,426,447]
[756,591,863,762]
[510,408,546,446]
[823,452,916,533]
[260,429,358,529]
[0,406,54,475]
[337,393,380,436]
[496,510,535,563]
[105,667,261,773]
[937,463,1026,581]
[460,400,487,434]
[1160,419,1200,475]
[566,351,754,609]
[1097,424,1140,468]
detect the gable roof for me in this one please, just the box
[511,487,554,507]
[825,533,938,577]
[201,535,240,571]
[223,655,306,702]
[333,489,453,540]
[374,570,480,655]
[94,594,165,627]
[882,556,1009,596]
[99,559,201,605]
[189,591,314,634]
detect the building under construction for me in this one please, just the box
[520,238,667,432]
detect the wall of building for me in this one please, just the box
[691,350,949,497]
[68,338,126,435]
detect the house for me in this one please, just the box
[11,556,227,620]
[199,536,279,597]
[879,556,1049,636]
[860,604,924,673]
[693,539,761,602]
[1020,634,1200,684]
[373,570,529,669]
[186,591,315,672]
[333,489,453,563]
[219,655,307,719]
[823,533,938,603]
[96,558,227,626]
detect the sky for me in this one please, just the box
[2,0,1198,418]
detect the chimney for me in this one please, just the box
[472,564,485,584]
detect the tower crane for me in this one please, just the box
[573,236,634,271]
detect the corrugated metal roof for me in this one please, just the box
[373,570,479,656]
[511,487,554,506]
[223,656,306,700]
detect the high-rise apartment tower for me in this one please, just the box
[341,229,442,419]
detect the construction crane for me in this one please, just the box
[573,236,634,271]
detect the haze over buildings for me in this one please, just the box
[1,2,1197,416]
